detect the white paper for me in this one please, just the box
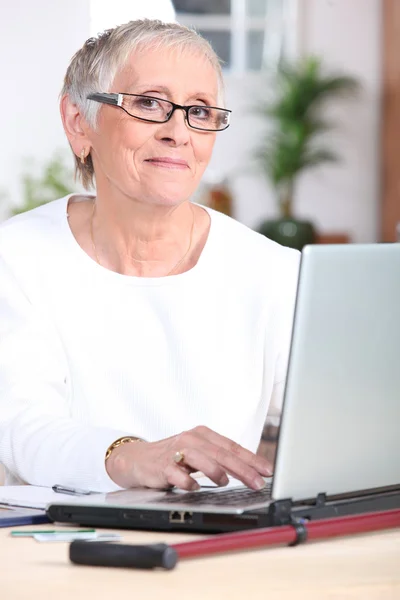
[0,486,106,510]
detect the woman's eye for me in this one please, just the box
[138,97,160,109]
[190,106,211,119]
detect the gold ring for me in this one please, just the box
[173,450,185,464]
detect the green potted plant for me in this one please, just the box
[256,56,360,250]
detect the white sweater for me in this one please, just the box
[0,195,299,492]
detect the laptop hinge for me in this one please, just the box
[268,498,293,526]
[269,492,328,526]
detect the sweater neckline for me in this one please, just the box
[61,193,217,286]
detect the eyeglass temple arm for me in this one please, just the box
[87,93,121,106]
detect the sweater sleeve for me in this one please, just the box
[265,250,301,425]
[0,255,129,492]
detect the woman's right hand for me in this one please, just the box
[105,425,272,491]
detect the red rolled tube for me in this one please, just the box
[172,509,400,560]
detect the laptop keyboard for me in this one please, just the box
[154,482,272,507]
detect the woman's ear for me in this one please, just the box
[60,94,91,159]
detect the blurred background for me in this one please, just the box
[0,0,399,246]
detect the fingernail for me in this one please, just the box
[220,475,229,486]
[191,482,200,491]
[261,464,273,477]
[254,477,266,490]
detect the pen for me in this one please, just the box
[52,485,96,496]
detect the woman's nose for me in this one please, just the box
[156,108,190,146]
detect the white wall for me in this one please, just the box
[0,0,90,218]
[0,0,381,242]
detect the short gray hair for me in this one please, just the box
[62,19,224,189]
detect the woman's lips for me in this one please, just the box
[145,157,189,169]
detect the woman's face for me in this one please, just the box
[84,46,219,207]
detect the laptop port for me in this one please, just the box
[169,511,193,524]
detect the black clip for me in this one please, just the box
[288,517,308,547]
[315,492,327,508]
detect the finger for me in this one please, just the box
[192,426,273,476]
[178,447,229,487]
[164,464,200,491]
[213,445,267,490]
[181,433,267,490]
[180,434,267,489]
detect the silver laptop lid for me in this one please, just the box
[272,244,400,502]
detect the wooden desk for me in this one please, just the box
[1,523,399,599]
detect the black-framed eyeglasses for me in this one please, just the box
[87,92,231,132]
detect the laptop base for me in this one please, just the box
[47,488,400,534]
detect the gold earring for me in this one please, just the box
[80,148,87,165]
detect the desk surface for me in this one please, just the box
[1,523,399,599]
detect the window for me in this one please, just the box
[172,0,295,73]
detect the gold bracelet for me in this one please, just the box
[105,436,143,462]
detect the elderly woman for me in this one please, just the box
[0,20,299,493]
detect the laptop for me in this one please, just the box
[47,244,400,532]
